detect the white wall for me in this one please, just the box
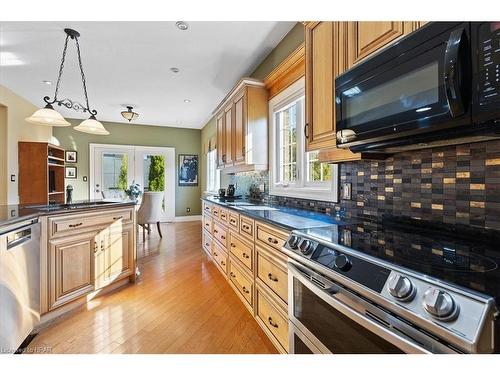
[0,105,7,205]
[0,85,53,204]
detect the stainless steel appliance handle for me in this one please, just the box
[288,261,433,354]
[4,224,35,251]
[444,27,468,117]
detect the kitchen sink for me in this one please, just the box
[26,201,116,211]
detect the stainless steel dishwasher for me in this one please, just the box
[0,218,40,353]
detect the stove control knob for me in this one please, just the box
[387,274,416,302]
[334,254,352,271]
[423,288,459,321]
[299,240,314,255]
[288,235,300,249]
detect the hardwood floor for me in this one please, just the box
[28,221,277,354]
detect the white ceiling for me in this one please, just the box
[0,21,296,129]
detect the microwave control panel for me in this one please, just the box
[478,22,500,105]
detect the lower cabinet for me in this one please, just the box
[202,201,290,353]
[48,232,96,311]
[42,207,136,314]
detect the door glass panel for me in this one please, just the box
[293,334,314,354]
[293,277,403,354]
[102,153,128,197]
[343,61,439,128]
[143,155,165,193]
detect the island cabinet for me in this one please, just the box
[213,78,268,173]
[40,206,136,316]
[304,21,426,163]
[201,200,291,353]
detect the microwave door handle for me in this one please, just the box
[444,27,467,117]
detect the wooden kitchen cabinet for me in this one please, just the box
[213,78,268,172]
[48,232,96,311]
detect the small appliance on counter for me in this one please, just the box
[218,188,226,198]
[227,184,236,197]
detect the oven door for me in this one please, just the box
[288,260,441,354]
[335,22,471,151]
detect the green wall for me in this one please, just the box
[250,22,305,80]
[53,119,201,216]
[200,22,305,190]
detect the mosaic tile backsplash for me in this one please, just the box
[227,139,500,231]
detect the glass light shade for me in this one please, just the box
[74,117,110,135]
[121,107,139,122]
[25,106,71,127]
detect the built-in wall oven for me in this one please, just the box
[335,22,500,152]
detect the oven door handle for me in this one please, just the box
[444,27,468,118]
[288,261,432,354]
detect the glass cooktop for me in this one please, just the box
[297,218,500,300]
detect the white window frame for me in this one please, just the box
[205,148,220,194]
[269,77,339,202]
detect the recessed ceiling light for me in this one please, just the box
[184,99,191,103]
[43,80,52,85]
[175,21,189,31]
[170,67,180,73]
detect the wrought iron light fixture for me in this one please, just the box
[121,106,139,122]
[26,28,109,135]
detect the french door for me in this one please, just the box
[90,144,175,221]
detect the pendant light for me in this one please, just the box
[25,28,109,135]
[121,106,139,122]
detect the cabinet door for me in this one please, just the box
[233,89,246,164]
[224,104,233,165]
[304,22,340,151]
[49,233,96,310]
[102,224,134,287]
[348,21,405,66]
[216,112,225,167]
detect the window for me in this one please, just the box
[206,148,220,193]
[270,78,338,202]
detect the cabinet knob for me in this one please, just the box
[243,253,250,259]
[268,273,278,282]
[230,272,236,278]
[242,286,250,294]
[268,317,279,328]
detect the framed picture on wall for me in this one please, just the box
[65,166,77,179]
[65,150,77,163]
[178,154,198,186]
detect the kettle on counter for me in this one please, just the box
[227,184,235,197]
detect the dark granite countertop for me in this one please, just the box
[0,200,136,231]
[202,196,345,231]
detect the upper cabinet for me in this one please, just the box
[304,21,426,163]
[347,21,427,67]
[213,78,268,173]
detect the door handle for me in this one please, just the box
[304,123,309,139]
[444,27,469,118]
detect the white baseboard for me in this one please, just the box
[174,215,202,222]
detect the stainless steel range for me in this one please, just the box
[282,219,500,354]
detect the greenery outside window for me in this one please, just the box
[206,148,220,194]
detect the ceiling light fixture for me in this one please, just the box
[175,21,189,31]
[170,67,180,73]
[26,28,109,135]
[184,99,191,103]
[121,106,139,122]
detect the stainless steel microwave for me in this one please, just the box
[335,22,500,153]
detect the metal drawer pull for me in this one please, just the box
[243,225,250,230]
[221,235,226,240]
[230,243,236,248]
[205,242,210,247]
[268,273,278,282]
[267,237,279,244]
[214,252,218,256]
[69,222,83,228]
[230,272,236,278]
[221,261,226,266]
[242,286,250,294]
[268,317,279,328]
[230,219,236,224]
[94,242,98,253]
[214,229,218,233]
[243,253,250,259]
[113,216,123,220]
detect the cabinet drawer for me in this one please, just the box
[256,223,288,252]
[239,216,254,239]
[228,212,239,230]
[212,206,220,218]
[212,243,228,275]
[256,248,288,304]
[202,229,212,256]
[213,222,228,248]
[229,261,253,307]
[49,208,133,238]
[256,287,289,352]
[218,208,229,224]
[203,201,212,215]
[229,232,253,271]
[202,215,213,234]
